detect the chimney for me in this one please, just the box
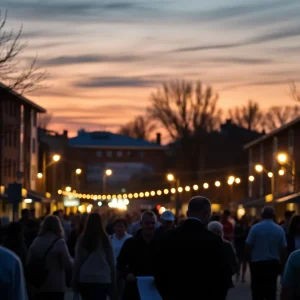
[63,130,68,138]
[156,133,161,145]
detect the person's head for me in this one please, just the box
[78,213,89,235]
[140,211,157,237]
[6,222,24,240]
[222,209,230,221]
[208,221,223,238]
[261,206,275,220]
[289,215,300,236]
[285,210,295,221]
[187,196,212,225]
[21,209,29,220]
[81,213,109,252]
[53,210,63,219]
[160,210,175,231]
[39,215,64,238]
[114,218,127,236]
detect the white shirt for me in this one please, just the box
[246,219,287,262]
[111,233,132,264]
[0,246,28,300]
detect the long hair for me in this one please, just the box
[38,215,64,238]
[77,213,89,237]
[80,213,109,253]
[289,215,300,236]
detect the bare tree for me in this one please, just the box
[290,81,300,102]
[147,80,221,140]
[38,113,52,129]
[264,105,300,131]
[0,10,46,94]
[118,115,156,140]
[228,100,263,131]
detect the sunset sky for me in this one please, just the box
[3,0,300,136]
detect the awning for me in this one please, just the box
[27,190,51,203]
[275,193,300,204]
[243,196,266,208]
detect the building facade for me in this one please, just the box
[244,117,300,218]
[0,84,46,218]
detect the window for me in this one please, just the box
[8,159,11,177]
[96,151,103,157]
[33,111,37,127]
[138,151,145,159]
[4,159,7,177]
[272,137,278,154]
[127,151,133,158]
[117,151,123,158]
[8,131,12,147]
[12,161,16,179]
[32,138,36,154]
[4,131,8,146]
[13,131,18,148]
[289,130,294,154]
[106,151,112,158]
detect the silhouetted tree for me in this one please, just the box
[264,105,300,131]
[0,10,46,94]
[148,79,221,140]
[118,115,156,140]
[228,100,263,131]
[290,81,300,102]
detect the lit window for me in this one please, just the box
[117,151,123,157]
[139,151,144,158]
[96,151,102,157]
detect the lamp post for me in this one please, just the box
[74,168,82,191]
[167,173,180,219]
[254,164,275,205]
[103,169,113,194]
[276,152,296,192]
[37,154,61,195]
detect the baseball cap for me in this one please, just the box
[161,210,175,221]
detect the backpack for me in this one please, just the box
[26,238,60,288]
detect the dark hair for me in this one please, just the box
[289,215,300,236]
[77,213,89,237]
[188,196,211,213]
[223,209,230,217]
[114,218,127,228]
[39,215,64,237]
[6,222,24,238]
[80,213,109,253]
[285,210,295,219]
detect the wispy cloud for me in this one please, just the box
[73,76,160,88]
[172,25,300,53]
[40,54,147,67]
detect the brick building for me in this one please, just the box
[244,117,300,218]
[39,129,167,212]
[0,83,46,218]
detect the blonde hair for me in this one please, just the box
[38,215,64,238]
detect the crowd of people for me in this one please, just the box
[0,197,300,300]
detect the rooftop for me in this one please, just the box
[68,130,164,149]
[0,82,46,113]
[244,116,300,149]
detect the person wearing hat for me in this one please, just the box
[154,210,175,240]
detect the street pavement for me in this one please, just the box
[65,270,280,299]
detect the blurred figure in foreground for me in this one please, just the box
[155,196,232,300]
[246,206,287,300]
[286,215,300,257]
[2,222,28,267]
[73,213,115,300]
[0,246,28,300]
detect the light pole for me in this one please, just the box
[226,176,241,208]
[254,164,275,204]
[75,168,82,191]
[103,169,113,194]
[276,152,296,192]
[37,154,61,195]
[167,173,180,219]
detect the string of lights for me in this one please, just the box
[58,175,245,201]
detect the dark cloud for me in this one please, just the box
[40,54,145,67]
[210,57,273,65]
[73,76,160,88]
[172,25,300,53]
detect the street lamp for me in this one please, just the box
[277,153,288,164]
[37,173,43,179]
[249,175,255,182]
[255,164,263,173]
[167,173,175,182]
[75,168,82,175]
[215,181,221,187]
[278,169,285,176]
[166,173,180,219]
[103,169,113,194]
[53,154,61,162]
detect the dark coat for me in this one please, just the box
[154,219,232,300]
